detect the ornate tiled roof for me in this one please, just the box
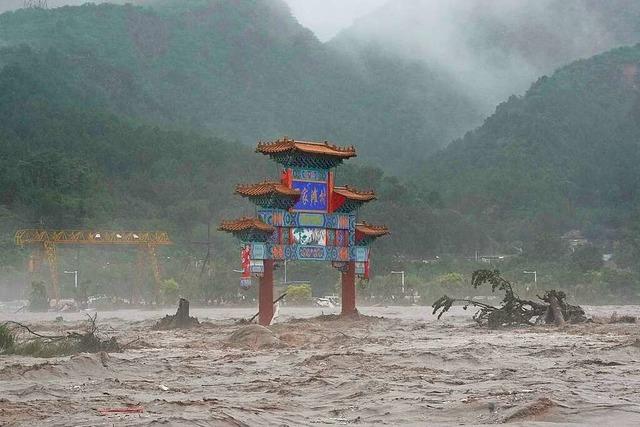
[218,217,274,233]
[333,185,376,202]
[356,221,389,237]
[256,137,356,159]
[236,181,300,198]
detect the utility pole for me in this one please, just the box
[523,270,537,284]
[283,259,288,285]
[523,270,537,292]
[391,270,405,294]
[63,270,78,289]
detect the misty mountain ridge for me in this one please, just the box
[331,0,640,113]
[6,0,640,171]
[0,0,483,170]
[1,0,640,247]
[418,43,640,249]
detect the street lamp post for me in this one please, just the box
[391,270,405,294]
[523,270,537,292]
[63,270,78,289]
[523,270,537,284]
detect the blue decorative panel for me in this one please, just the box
[292,180,328,212]
[258,210,351,230]
[298,246,327,260]
[240,277,252,289]
[355,246,369,262]
[251,243,266,260]
[266,244,361,261]
[250,259,264,273]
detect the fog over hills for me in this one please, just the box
[4,0,640,167]
[332,0,640,112]
[420,44,640,253]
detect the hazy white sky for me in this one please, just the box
[283,0,388,41]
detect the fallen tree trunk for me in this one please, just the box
[432,270,587,328]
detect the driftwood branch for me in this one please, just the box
[248,293,287,324]
[3,321,66,340]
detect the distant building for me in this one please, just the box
[562,230,588,252]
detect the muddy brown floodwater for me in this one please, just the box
[2,305,640,426]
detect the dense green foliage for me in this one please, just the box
[420,45,640,252]
[0,40,484,301]
[0,0,481,170]
[1,1,640,303]
[285,283,312,305]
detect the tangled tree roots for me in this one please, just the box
[1,314,121,357]
[432,270,587,328]
[154,298,200,330]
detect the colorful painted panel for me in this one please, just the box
[292,228,326,246]
[298,213,325,227]
[266,245,358,261]
[250,259,264,274]
[251,243,267,260]
[240,277,252,289]
[292,180,328,212]
[298,246,326,260]
[258,210,352,230]
[355,246,369,262]
[241,244,251,277]
[271,244,285,260]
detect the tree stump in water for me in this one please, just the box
[544,294,565,326]
[153,298,200,330]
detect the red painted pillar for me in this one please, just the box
[259,259,274,326]
[341,261,357,316]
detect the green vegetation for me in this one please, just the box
[0,1,639,303]
[420,45,640,244]
[28,281,49,311]
[0,324,15,353]
[285,284,313,305]
[1,315,120,357]
[160,278,180,305]
[0,0,481,169]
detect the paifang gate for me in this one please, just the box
[219,138,388,326]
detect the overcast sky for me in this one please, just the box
[283,0,388,41]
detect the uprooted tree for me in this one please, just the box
[432,270,587,328]
[1,314,120,357]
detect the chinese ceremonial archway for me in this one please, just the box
[219,138,388,325]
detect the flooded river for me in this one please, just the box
[1,305,640,426]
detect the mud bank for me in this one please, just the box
[1,306,640,426]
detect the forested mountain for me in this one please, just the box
[3,1,639,170]
[331,0,640,114]
[0,0,480,170]
[2,1,640,302]
[418,44,640,256]
[0,42,487,299]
